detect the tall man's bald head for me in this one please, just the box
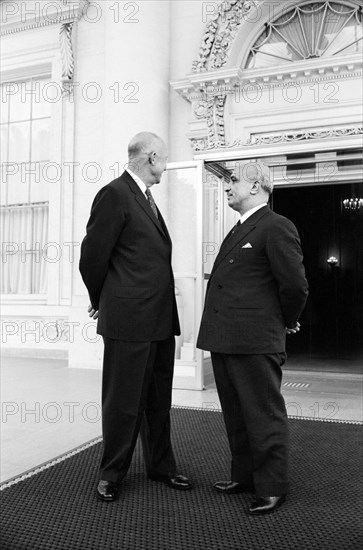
[127,132,168,187]
[128,132,166,160]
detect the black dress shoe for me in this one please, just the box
[148,473,192,490]
[248,495,286,515]
[214,480,254,494]
[96,480,119,502]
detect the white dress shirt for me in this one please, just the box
[239,203,268,225]
[126,169,148,195]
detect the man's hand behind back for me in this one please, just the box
[286,322,301,335]
[88,305,99,320]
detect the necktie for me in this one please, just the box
[145,188,158,219]
[230,219,241,235]
[221,220,240,246]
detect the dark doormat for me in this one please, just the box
[1,408,362,550]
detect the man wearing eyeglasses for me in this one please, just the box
[197,161,308,515]
[80,132,192,502]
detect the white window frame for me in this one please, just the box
[1,30,76,307]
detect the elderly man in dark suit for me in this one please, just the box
[80,132,192,502]
[197,161,308,515]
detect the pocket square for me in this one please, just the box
[242,243,253,249]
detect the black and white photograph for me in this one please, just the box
[0,1,362,548]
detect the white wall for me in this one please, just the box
[70,0,173,367]
[169,0,207,162]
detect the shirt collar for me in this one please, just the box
[126,169,148,194]
[239,203,268,224]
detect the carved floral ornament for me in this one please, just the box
[59,1,91,94]
[59,2,91,94]
[192,0,256,72]
[60,22,75,91]
[245,127,363,146]
[191,127,363,152]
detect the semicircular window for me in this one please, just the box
[246,1,362,69]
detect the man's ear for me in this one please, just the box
[250,181,259,195]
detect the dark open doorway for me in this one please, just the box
[272,183,363,374]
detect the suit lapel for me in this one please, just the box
[212,206,270,274]
[157,211,172,245]
[123,172,169,241]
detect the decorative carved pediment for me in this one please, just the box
[171,0,363,153]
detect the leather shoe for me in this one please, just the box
[248,495,286,515]
[148,473,192,490]
[214,480,254,494]
[96,480,119,502]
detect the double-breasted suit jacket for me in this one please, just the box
[197,205,308,354]
[80,170,180,342]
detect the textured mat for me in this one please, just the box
[1,408,362,550]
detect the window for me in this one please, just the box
[1,79,51,295]
[246,2,362,69]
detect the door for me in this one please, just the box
[202,164,239,387]
[153,161,205,389]
[272,182,363,372]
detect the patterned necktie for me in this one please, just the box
[230,219,241,235]
[145,188,158,219]
[222,219,241,246]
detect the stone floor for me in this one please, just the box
[1,355,362,482]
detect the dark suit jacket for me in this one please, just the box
[197,205,308,354]
[79,171,180,341]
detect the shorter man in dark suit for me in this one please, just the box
[80,132,192,502]
[197,161,308,515]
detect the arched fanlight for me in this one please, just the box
[246,2,362,69]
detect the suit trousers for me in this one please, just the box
[100,335,177,483]
[211,352,289,497]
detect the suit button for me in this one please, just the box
[218,284,222,289]
[213,308,218,313]
[229,259,234,264]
